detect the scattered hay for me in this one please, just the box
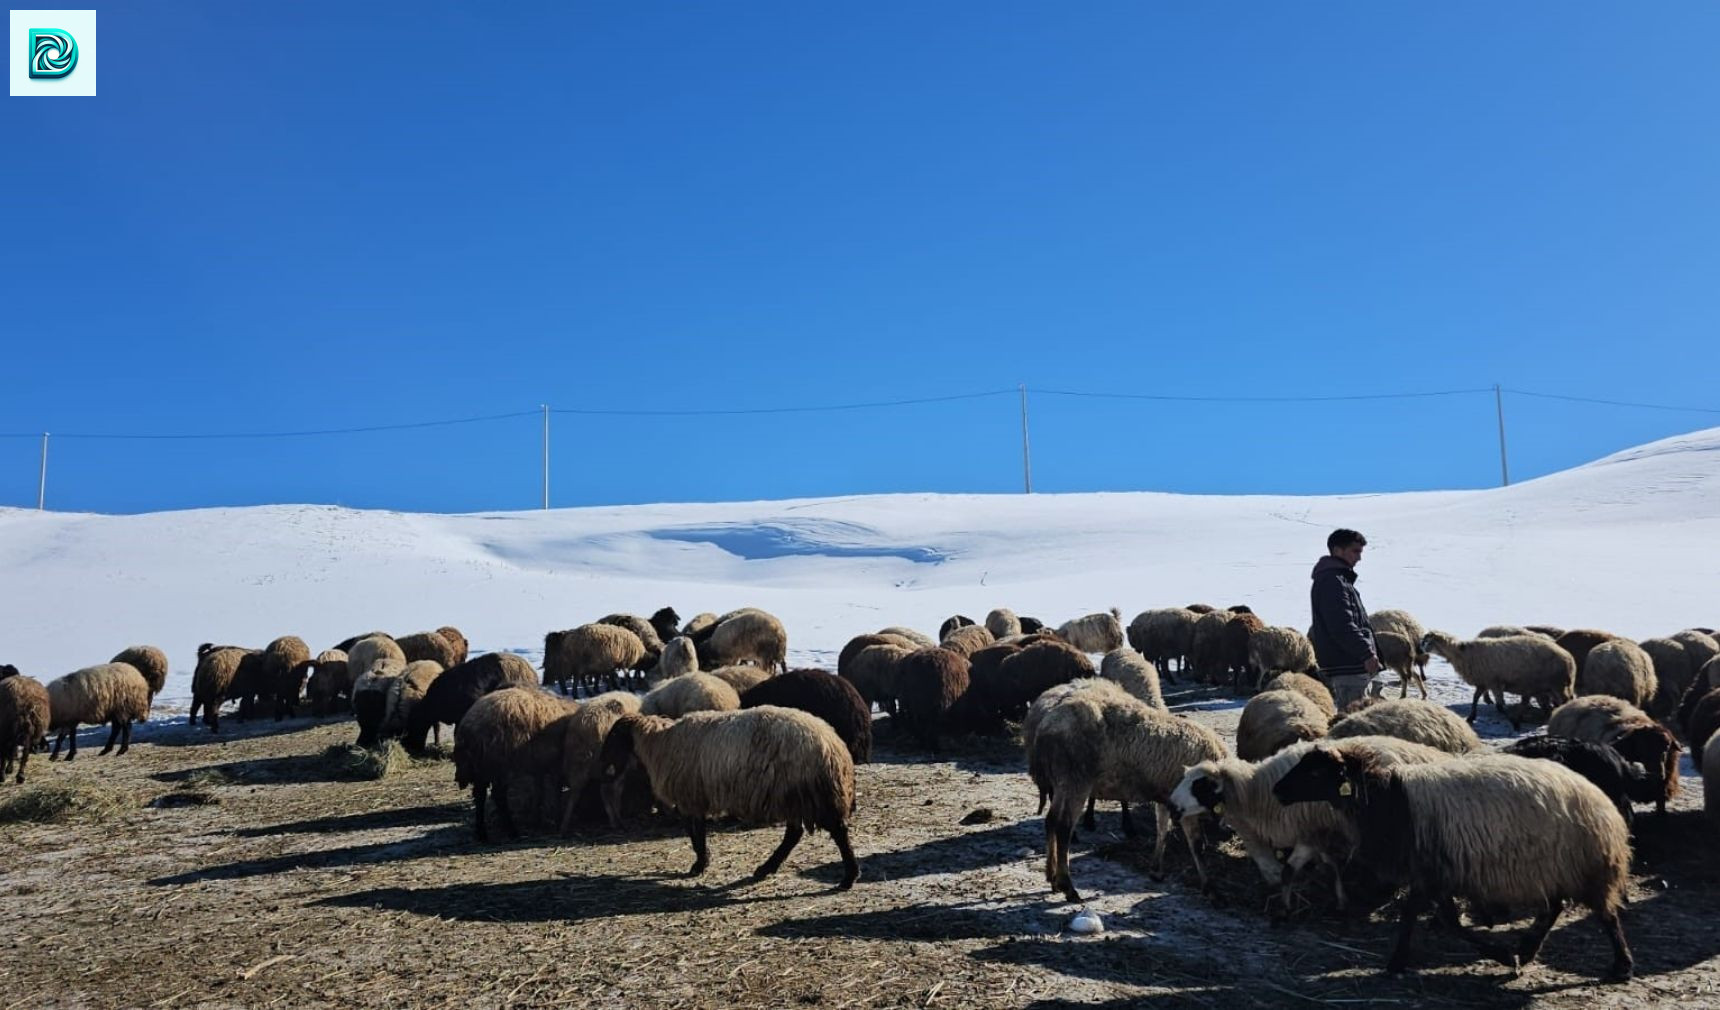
[320,741,413,781]
[0,782,136,824]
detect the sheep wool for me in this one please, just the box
[985,608,1023,640]
[454,687,579,842]
[1259,672,1336,719]
[1419,630,1575,727]
[1098,648,1165,710]
[1327,697,1484,755]
[1057,609,1126,654]
[642,672,740,719]
[1580,639,1659,711]
[559,690,644,833]
[0,674,51,783]
[109,645,169,703]
[1236,689,1329,761]
[47,662,151,761]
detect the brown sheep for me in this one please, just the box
[261,635,313,721]
[543,624,646,695]
[1190,610,1236,683]
[702,610,789,673]
[1555,629,1619,680]
[893,647,970,750]
[436,626,471,666]
[1220,612,1266,691]
[0,673,50,783]
[454,688,579,842]
[189,644,257,732]
[939,624,996,659]
[398,631,460,670]
[109,646,169,710]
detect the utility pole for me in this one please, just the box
[1019,384,1033,493]
[1495,385,1510,487]
[541,405,550,509]
[37,433,48,510]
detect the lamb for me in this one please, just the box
[1056,608,1125,654]
[454,687,579,841]
[1099,648,1165,710]
[402,652,539,753]
[378,660,445,744]
[648,608,681,647]
[543,624,646,695]
[1548,695,1681,814]
[985,608,1023,639]
[1418,630,1575,727]
[1371,630,1427,699]
[1260,672,1336,719]
[938,624,995,659]
[1580,639,1659,710]
[397,631,460,671]
[938,615,976,640]
[47,663,151,761]
[1221,612,1266,690]
[188,645,258,732]
[1030,685,1227,901]
[1637,637,1691,718]
[1247,626,1317,683]
[892,647,970,750]
[977,640,1094,723]
[260,635,313,721]
[1190,610,1236,682]
[1327,698,1484,754]
[1554,629,1618,679]
[878,626,936,649]
[655,635,699,680]
[305,649,350,715]
[1501,735,1657,827]
[740,668,872,764]
[109,646,169,711]
[839,643,911,715]
[707,664,772,695]
[0,673,50,783]
[703,609,789,673]
[559,690,645,833]
[640,672,740,719]
[1171,735,1452,909]
[1128,608,1198,679]
[1369,609,1430,682]
[1272,747,1633,980]
[595,707,860,888]
[1236,690,1329,761]
[436,626,470,666]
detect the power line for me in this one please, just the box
[550,389,1017,417]
[1028,386,1496,403]
[1505,388,1720,416]
[42,409,540,441]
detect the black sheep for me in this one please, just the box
[1503,734,1654,825]
[402,653,536,752]
[740,668,872,764]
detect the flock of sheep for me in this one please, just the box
[2,601,1719,985]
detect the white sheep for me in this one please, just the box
[558,690,644,833]
[1236,690,1328,761]
[1247,626,1316,681]
[1418,630,1575,727]
[1259,672,1336,719]
[655,635,699,680]
[47,662,151,761]
[1580,639,1659,710]
[1098,648,1165,710]
[1327,698,1484,754]
[640,672,740,719]
[985,608,1023,639]
[1057,608,1125,654]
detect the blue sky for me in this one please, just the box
[4,2,1718,513]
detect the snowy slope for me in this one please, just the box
[1,428,1716,705]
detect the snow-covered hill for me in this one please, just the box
[2,428,1716,704]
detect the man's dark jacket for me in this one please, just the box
[1309,555,1376,676]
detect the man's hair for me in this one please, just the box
[1327,528,1367,552]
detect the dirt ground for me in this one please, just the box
[3,679,1719,1010]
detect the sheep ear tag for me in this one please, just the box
[1338,781,1352,797]
[1212,802,1224,815]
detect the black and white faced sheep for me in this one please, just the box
[1236,690,1329,761]
[1030,685,1227,901]
[1056,608,1125,654]
[938,624,995,659]
[985,608,1023,640]
[1549,695,1681,814]
[1272,747,1634,981]
[454,687,579,842]
[188,645,257,732]
[1501,734,1655,827]
[109,646,169,713]
[305,649,350,716]
[0,673,51,783]
[939,615,977,640]
[641,672,740,719]
[403,652,540,753]
[543,624,646,696]
[740,668,872,764]
[1326,698,1484,755]
[892,647,971,751]
[47,663,151,761]
[1419,631,1575,727]
[596,707,860,889]
[648,607,682,648]
[260,635,313,721]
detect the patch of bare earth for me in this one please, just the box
[2,682,1717,1009]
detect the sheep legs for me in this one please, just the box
[753,824,803,880]
[1045,799,1081,902]
[685,816,711,877]
[1386,886,1433,974]
[471,783,491,843]
[1149,803,1211,892]
[829,822,859,890]
[51,727,77,762]
[1597,906,1633,981]
[99,719,129,756]
[492,780,521,840]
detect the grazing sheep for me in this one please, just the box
[1328,698,1484,754]
[1171,735,1452,909]
[1637,637,1691,718]
[1221,612,1266,690]
[1672,630,1720,674]
[939,624,995,659]
[985,608,1023,640]
[543,624,646,696]
[1237,690,1329,761]
[1371,631,1426,699]
[680,612,718,639]
[559,690,645,833]
[840,643,910,716]
[1019,616,1047,634]
[595,707,860,888]
[893,647,971,750]
[435,626,470,666]
[1554,629,1618,680]
[378,660,445,743]
[1502,735,1656,826]
[1580,639,1659,711]
[707,664,772,695]
[640,672,740,719]
[109,646,169,710]
[1247,626,1317,683]
[352,670,399,748]
[305,650,350,716]
[1260,672,1336,719]
[1058,608,1125,654]
[454,687,579,842]
[1477,625,1534,639]
[939,615,977,640]
[598,613,665,666]
[348,635,407,681]
[47,663,151,761]
[1128,608,1199,679]
[648,608,682,647]
[1190,610,1237,682]
[1099,649,1165,710]
[955,644,1023,734]
[655,636,699,680]
[741,668,872,764]
[397,631,460,671]
[1548,695,1681,814]
[1419,631,1576,727]
[1031,686,1227,901]
[838,634,901,683]
[260,635,313,721]
[979,640,1095,723]
[1272,747,1633,980]
[0,674,50,783]
[188,645,257,733]
[1370,609,1430,682]
[703,610,789,673]
[878,626,936,649]
[402,652,539,753]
